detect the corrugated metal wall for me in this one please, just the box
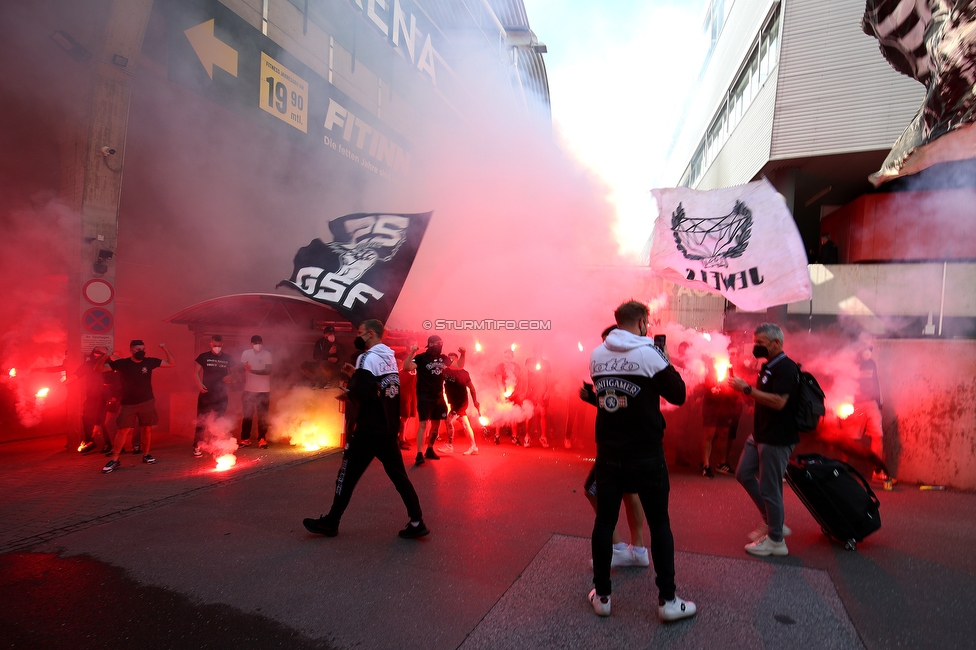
[770,0,923,159]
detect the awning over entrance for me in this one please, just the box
[165,293,350,331]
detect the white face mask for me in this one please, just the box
[252,344,262,352]
[212,346,222,354]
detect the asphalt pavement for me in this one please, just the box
[2,432,974,649]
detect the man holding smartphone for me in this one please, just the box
[587,300,696,622]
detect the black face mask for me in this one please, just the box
[353,336,366,351]
[752,345,769,359]
[132,350,147,360]
[429,345,442,357]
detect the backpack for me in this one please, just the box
[793,364,826,432]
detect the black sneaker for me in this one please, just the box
[132,445,141,454]
[716,463,734,475]
[424,447,440,460]
[102,443,113,455]
[415,452,425,466]
[102,459,120,473]
[398,520,430,539]
[142,454,156,464]
[303,515,338,536]
[702,465,714,478]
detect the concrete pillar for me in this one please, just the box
[59,0,154,445]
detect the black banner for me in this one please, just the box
[277,212,432,324]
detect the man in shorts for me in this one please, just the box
[523,349,551,448]
[439,352,481,455]
[405,336,462,466]
[700,356,742,478]
[192,334,235,456]
[98,340,175,472]
[397,351,418,450]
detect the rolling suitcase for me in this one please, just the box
[786,453,881,550]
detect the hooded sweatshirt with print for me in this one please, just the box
[349,343,401,437]
[589,329,686,460]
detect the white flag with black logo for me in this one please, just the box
[649,179,811,311]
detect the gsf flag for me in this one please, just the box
[649,179,811,311]
[277,212,432,324]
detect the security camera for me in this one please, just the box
[100,146,117,156]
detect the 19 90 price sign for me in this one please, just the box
[259,52,308,133]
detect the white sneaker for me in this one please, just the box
[588,589,611,616]
[437,444,454,453]
[748,523,791,542]
[745,535,789,556]
[658,596,697,622]
[463,447,479,455]
[611,545,650,568]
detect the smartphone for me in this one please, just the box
[653,334,666,349]
[583,381,593,392]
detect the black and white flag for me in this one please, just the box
[277,212,432,324]
[650,179,811,311]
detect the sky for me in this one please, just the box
[523,0,710,259]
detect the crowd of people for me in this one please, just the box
[70,304,892,625]
[67,334,274,473]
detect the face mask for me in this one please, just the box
[752,345,769,359]
[132,350,146,360]
[252,344,262,352]
[212,347,222,354]
[430,345,442,356]
[353,336,367,351]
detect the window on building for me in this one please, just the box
[680,3,781,187]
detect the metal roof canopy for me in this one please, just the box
[165,293,351,332]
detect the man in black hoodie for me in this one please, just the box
[303,319,428,539]
[587,300,696,622]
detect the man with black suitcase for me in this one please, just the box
[729,323,798,557]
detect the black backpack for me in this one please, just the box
[793,364,826,432]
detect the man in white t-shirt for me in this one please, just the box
[237,334,273,450]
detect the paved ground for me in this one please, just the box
[2,432,974,649]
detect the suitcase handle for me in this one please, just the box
[833,459,881,508]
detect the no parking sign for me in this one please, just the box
[82,308,114,334]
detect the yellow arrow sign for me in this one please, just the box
[184,19,238,79]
